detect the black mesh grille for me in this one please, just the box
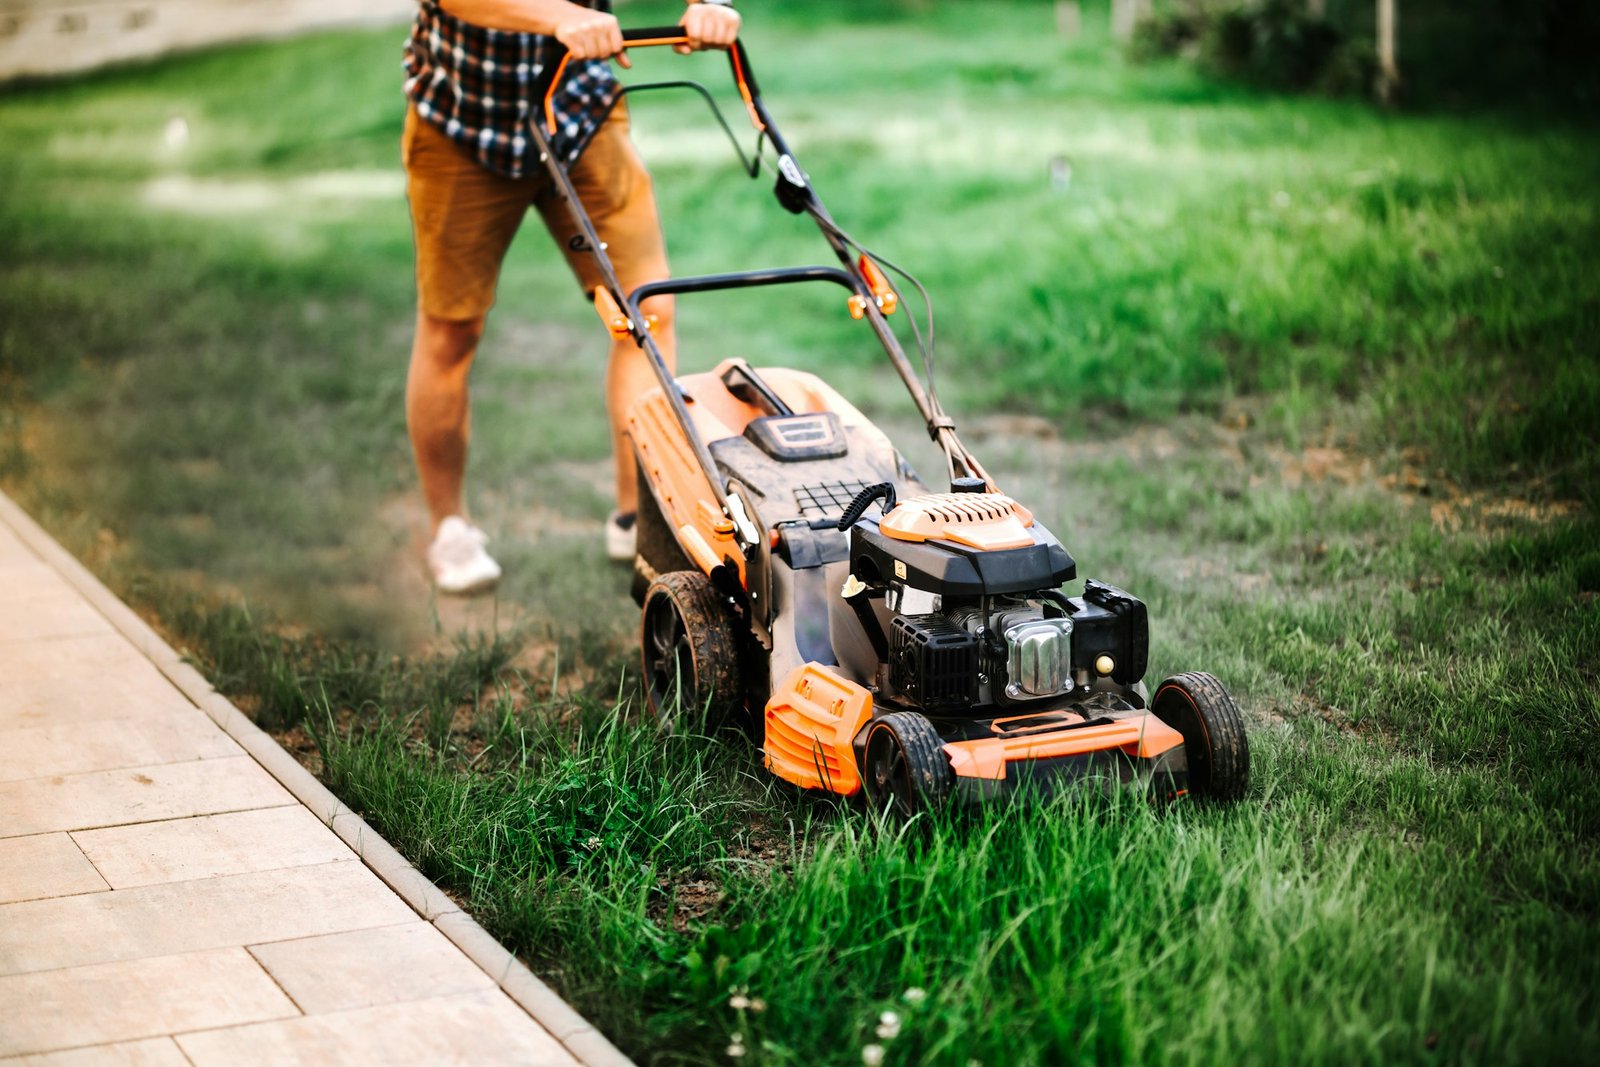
[890,614,978,713]
[794,480,877,517]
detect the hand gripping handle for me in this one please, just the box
[542,26,761,138]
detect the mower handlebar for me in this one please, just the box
[542,27,761,138]
[620,26,692,46]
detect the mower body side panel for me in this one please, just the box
[763,662,873,795]
[627,361,900,589]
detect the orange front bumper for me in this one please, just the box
[942,714,1184,782]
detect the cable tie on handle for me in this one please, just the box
[926,415,956,440]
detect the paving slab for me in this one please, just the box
[0,633,170,685]
[0,523,37,568]
[0,1037,191,1067]
[0,860,417,976]
[0,574,113,642]
[175,990,581,1067]
[0,488,631,1064]
[0,948,298,1058]
[0,757,295,839]
[0,716,241,783]
[0,833,109,905]
[71,806,355,889]
[0,668,202,729]
[248,922,495,1014]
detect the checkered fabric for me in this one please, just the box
[403,0,619,177]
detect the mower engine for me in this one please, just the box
[834,486,1151,717]
[887,579,1148,713]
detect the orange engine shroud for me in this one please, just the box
[879,492,1036,552]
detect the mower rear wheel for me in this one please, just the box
[863,712,953,817]
[1151,672,1249,800]
[641,570,742,730]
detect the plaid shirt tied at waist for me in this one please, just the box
[403,0,619,177]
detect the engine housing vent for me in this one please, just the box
[890,613,978,713]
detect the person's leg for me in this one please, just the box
[403,106,533,589]
[407,311,485,531]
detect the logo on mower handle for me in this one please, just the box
[778,154,807,189]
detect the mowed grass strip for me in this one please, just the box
[2,1,1597,1063]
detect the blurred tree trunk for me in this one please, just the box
[1111,0,1152,41]
[1308,0,1326,16]
[1055,0,1083,39]
[1376,0,1399,104]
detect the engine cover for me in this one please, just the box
[1003,617,1075,699]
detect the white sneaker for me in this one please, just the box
[427,516,502,595]
[606,510,637,564]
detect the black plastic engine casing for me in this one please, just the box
[1066,580,1149,686]
[850,521,1076,597]
[889,613,978,712]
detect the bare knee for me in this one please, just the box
[415,311,486,368]
[638,294,674,337]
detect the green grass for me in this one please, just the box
[1,1,1597,1063]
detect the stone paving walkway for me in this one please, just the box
[0,491,631,1066]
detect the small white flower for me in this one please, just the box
[583,836,600,850]
[876,1011,902,1040]
[902,987,927,1006]
[749,998,767,1014]
[862,1045,885,1067]
[729,994,750,1011]
[726,1041,745,1059]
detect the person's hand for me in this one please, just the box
[554,4,630,67]
[676,2,741,54]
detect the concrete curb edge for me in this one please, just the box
[0,489,635,1067]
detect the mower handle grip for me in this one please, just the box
[620,26,692,46]
[542,27,761,138]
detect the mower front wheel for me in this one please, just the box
[863,712,953,817]
[641,570,743,730]
[1151,672,1249,800]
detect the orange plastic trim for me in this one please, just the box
[858,256,898,316]
[879,492,1036,552]
[593,287,633,340]
[763,664,873,795]
[942,713,1183,781]
[729,45,765,132]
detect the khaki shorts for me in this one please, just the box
[403,103,670,321]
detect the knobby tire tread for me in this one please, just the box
[1154,671,1249,800]
[871,711,954,813]
[644,570,743,728]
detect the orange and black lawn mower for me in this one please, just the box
[533,29,1248,815]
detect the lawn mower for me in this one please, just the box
[532,29,1249,815]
